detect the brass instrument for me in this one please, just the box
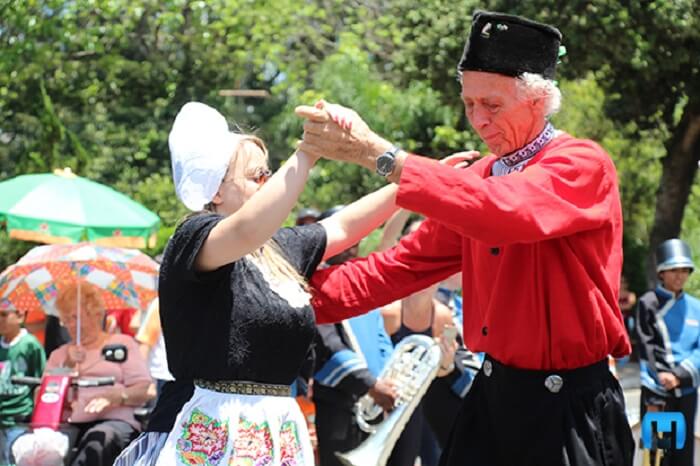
[335,334,442,466]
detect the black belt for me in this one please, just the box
[480,354,610,393]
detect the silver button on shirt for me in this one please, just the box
[483,360,493,377]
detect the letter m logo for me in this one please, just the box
[641,412,686,450]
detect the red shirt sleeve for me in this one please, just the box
[311,219,462,324]
[397,137,617,246]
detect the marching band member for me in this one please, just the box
[637,238,700,466]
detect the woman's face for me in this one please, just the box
[58,296,103,343]
[212,141,270,216]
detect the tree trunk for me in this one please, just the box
[647,103,700,286]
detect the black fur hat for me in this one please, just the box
[458,11,562,79]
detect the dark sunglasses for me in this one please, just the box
[251,168,272,184]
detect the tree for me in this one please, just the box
[0,0,340,259]
[266,32,480,212]
[2,0,697,297]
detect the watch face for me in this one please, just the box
[377,153,396,176]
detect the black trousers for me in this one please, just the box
[314,399,366,466]
[438,355,635,466]
[423,372,465,448]
[640,386,697,466]
[387,402,424,466]
[64,419,138,466]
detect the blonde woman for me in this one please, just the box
[117,102,400,466]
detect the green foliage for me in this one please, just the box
[485,0,699,124]
[0,0,335,266]
[0,231,35,270]
[267,34,478,211]
[681,182,700,296]
[0,0,697,293]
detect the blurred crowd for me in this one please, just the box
[1,205,698,466]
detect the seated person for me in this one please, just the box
[45,280,153,466]
[0,307,46,465]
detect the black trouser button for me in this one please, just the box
[490,247,500,256]
[481,326,488,336]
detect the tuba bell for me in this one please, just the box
[335,334,442,466]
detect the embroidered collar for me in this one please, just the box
[500,122,556,167]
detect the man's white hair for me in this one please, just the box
[516,72,561,116]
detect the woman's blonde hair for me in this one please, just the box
[184,132,308,291]
[55,280,105,319]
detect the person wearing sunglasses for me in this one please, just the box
[115,101,403,466]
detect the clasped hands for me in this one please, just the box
[295,100,479,170]
[658,371,680,391]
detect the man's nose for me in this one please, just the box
[470,106,491,129]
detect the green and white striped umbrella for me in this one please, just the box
[0,168,160,249]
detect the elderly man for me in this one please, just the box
[297,10,634,466]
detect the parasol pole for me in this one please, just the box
[76,273,81,346]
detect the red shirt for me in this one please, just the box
[312,133,631,370]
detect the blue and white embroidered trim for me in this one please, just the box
[491,122,557,177]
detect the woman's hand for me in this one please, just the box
[83,397,113,414]
[83,388,123,414]
[319,99,360,132]
[296,99,390,170]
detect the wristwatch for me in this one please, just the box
[375,145,400,177]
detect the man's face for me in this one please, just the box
[460,71,543,156]
[659,268,692,294]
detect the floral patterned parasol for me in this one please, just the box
[0,243,158,316]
